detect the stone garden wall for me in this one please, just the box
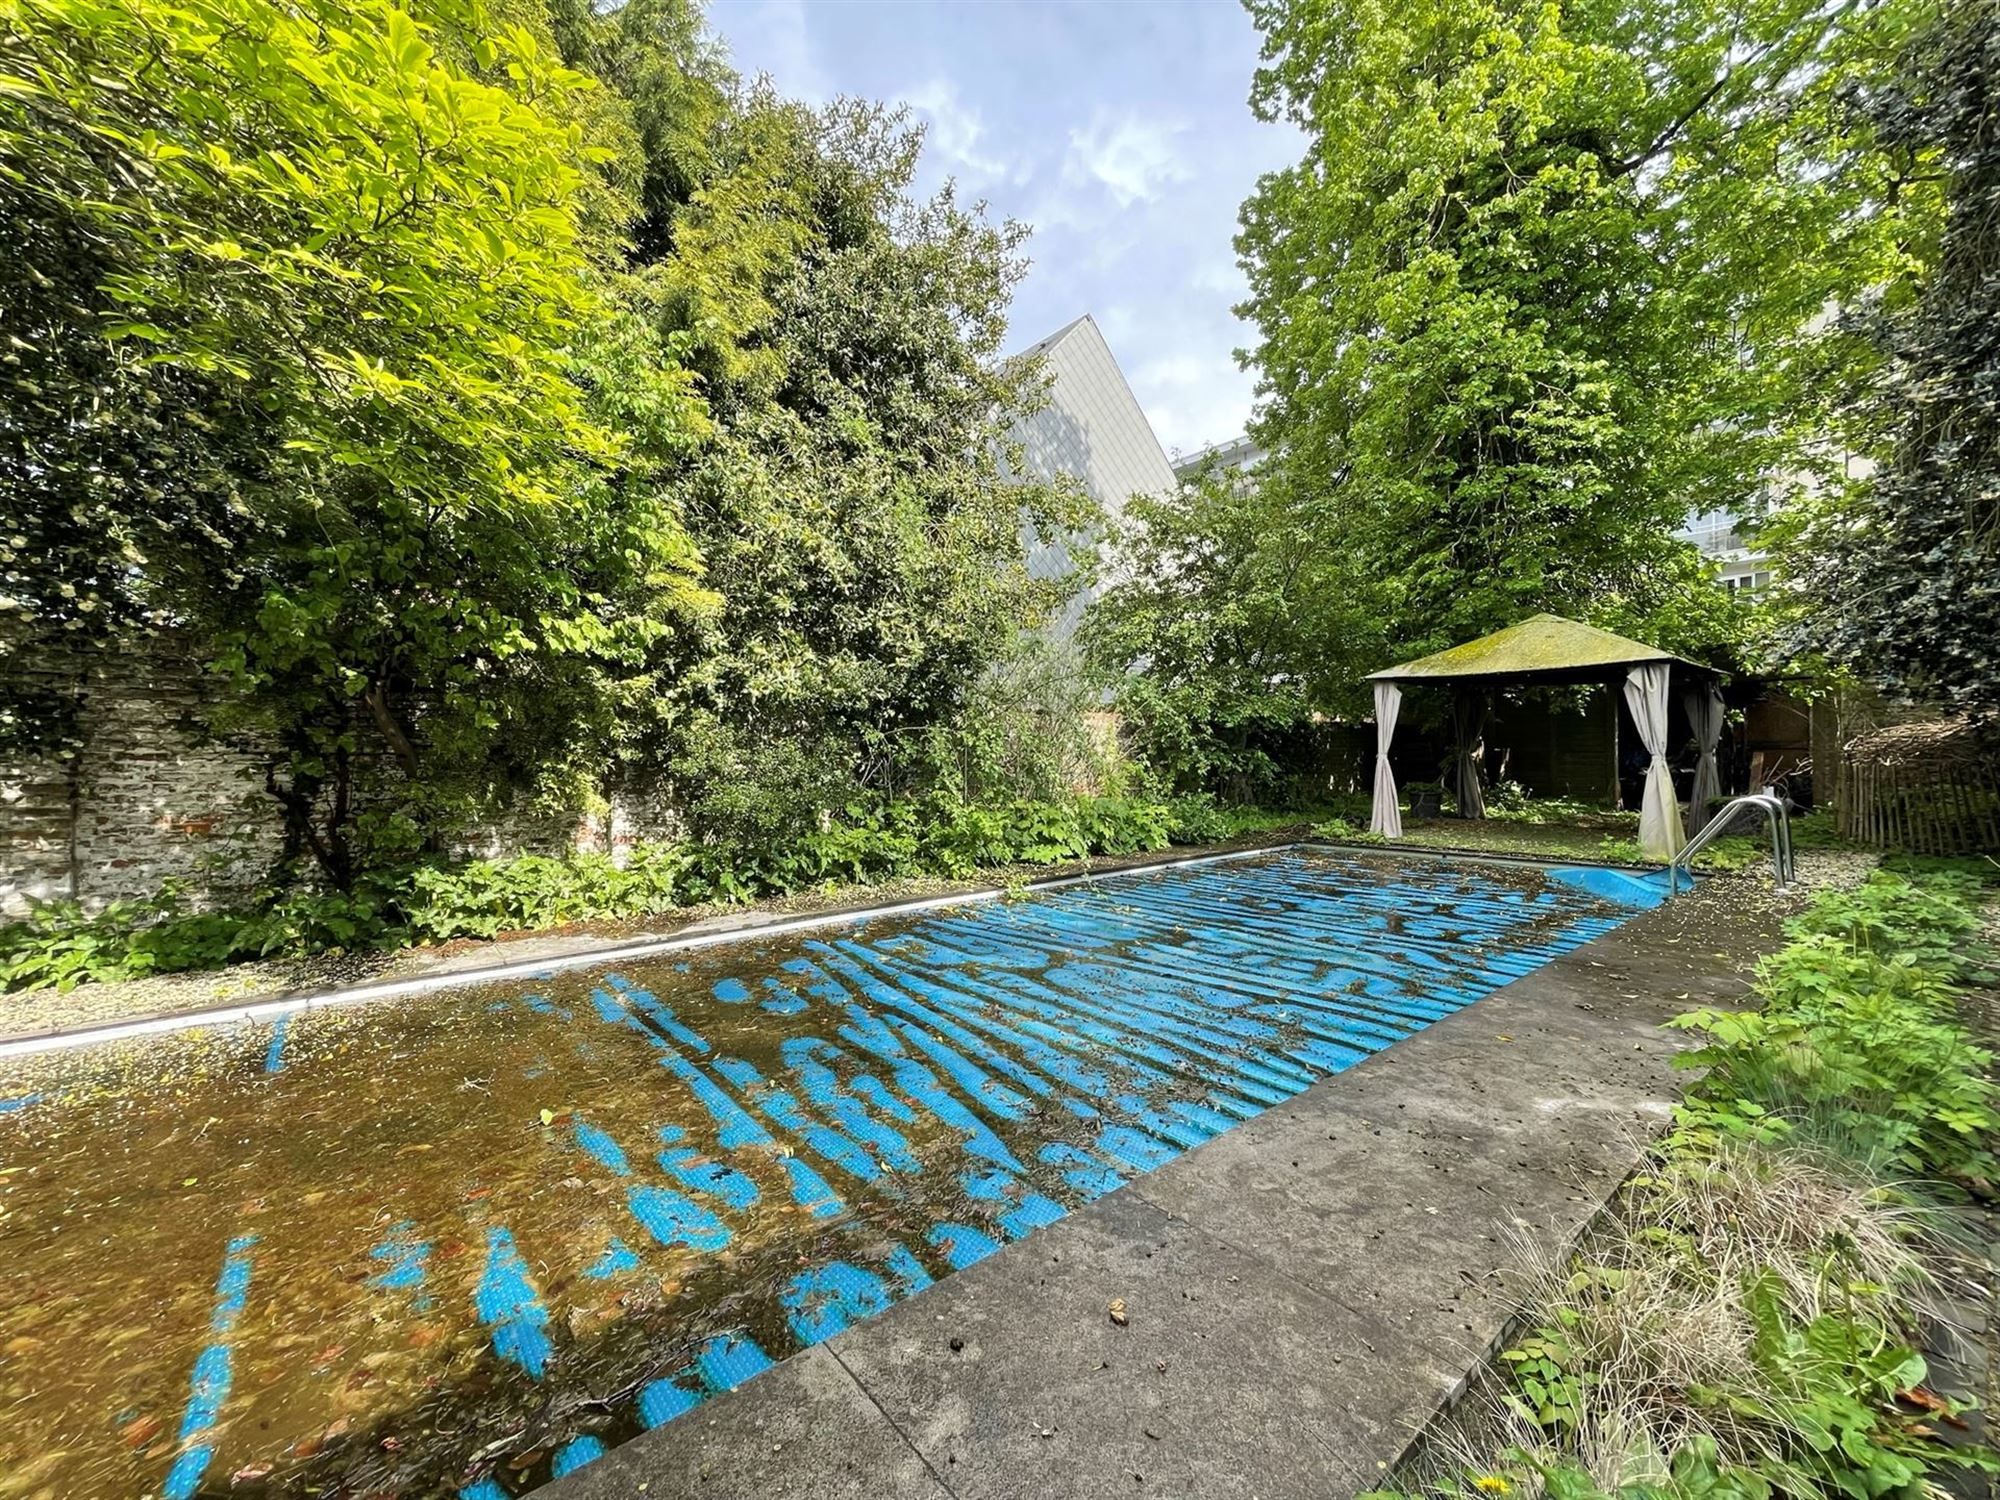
[0,644,679,916]
[1,647,284,914]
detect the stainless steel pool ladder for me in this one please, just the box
[1667,791,1795,893]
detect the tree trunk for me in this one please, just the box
[364,677,421,778]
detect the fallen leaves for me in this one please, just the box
[1898,1385,1968,1428]
[1108,1297,1128,1326]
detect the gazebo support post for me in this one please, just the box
[1450,687,1486,818]
[1623,664,1686,859]
[1370,681,1403,838]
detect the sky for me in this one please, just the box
[707,0,1306,461]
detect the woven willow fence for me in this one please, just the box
[1838,720,2000,855]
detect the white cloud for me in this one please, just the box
[903,79,1025,190]
[1063,110,1192,207]
[1128,352,1255,457]
[734,0,831,102]
[1133,352,1208,392]
[1144,376,1260,461]
[1095,304,1144,351]
[1189,257,1247,299]
[709,0,1282,461]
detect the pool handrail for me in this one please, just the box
[1668,791,1795,893]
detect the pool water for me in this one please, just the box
[0,849,1665,1498]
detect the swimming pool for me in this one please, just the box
[0,848,1669,1498]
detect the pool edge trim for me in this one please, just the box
[0,842,1665,1061]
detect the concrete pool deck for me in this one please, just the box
[537,882,1787,1500]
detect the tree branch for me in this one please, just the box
[364,677,421,776]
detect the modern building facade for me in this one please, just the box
[1171,433,1265,487]
[1002,314,1178,638]
[1674,506,1773,596]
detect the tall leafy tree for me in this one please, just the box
[1085,461,1378,795]
[539,0,1091,838]
[652,97,1086,837]
[1781,1,2000,721]
[1240,0,1915,664]
[1096,0,1924,756]
[0,0,710,882]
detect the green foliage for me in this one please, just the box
[0,890,207,992]
[1096,0,1938,771]
[1778,1,2000,721]
[1794,871,1986,974]
[1164,795,1234,846]
[1487,790,1606,822]
[1668,872,1997,1178]
[1593,810,1852,872]
[916,637,1118,807]
[1488,1255,1962,1500]
[1382,865,1993,1500]
[0,0,714,883]
[1162,793,1365,845]
[582,71,1091,841]
[0,879,406,990]
[2,0,1083,892]
[1596,834,1759,872]
[1739,1272,1937,1498]
[0,794,1177,992]
[1310,817,1384,844]
[1240,0,1770,666]
[1084,466,1346,791]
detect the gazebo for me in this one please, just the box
[1365,614,1726,859]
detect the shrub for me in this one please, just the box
[1456,1145,1961,1500]
[1374,867,1997,1500]
[0,792,1180,993]
[0,889,206,992]
[1165,794,1232,845]
[1669,872,1997,1179]
[1486,790,1606,823]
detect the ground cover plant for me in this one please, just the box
[0,789,1805,994]
[1320,801,1808,873]
[0,792,1182,993]
[1372,869,2000,1500]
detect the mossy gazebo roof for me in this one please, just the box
[1366,613,1719,687]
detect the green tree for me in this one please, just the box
[1093,0,1935,785]
[1235,0,1907,666]
[662,99,1087,837]
[0,0,710,883]
[1085,462,1373,796]
[1780,1,2000,721]
[534,36,1090,837]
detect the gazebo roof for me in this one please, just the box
[1367,613,1718,686]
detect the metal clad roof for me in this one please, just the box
[1002,315,1177,635]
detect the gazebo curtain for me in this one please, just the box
[1684,685,1725,830]
[1450,689,1485,819]
[1624,664,1686,859]
[1370,681,1402,838]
